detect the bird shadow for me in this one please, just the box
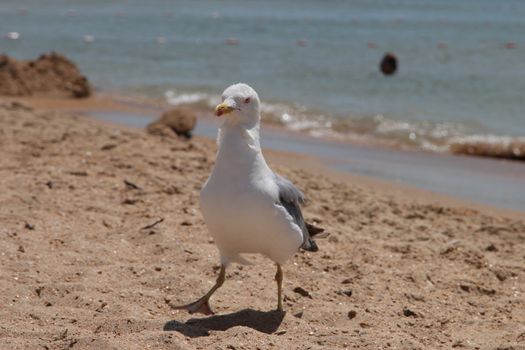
[163,309,285,337]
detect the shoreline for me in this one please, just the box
[13,93,525,216]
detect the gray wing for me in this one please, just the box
[275,173,320,252]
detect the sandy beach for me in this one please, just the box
[1,97,524,349]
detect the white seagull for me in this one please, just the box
[174,83,326,315]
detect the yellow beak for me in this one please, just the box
[215,102,235,117]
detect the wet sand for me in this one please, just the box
[1,97,524,349]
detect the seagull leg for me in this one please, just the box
[275,263,283,311]
[172,265,226,315]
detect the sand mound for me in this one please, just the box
[147,107,197,138]
[449,135,525,161]
[0,52,91,98]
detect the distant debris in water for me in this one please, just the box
[437,42,447,49]
[504,42,517,49]
[367,42,377,49]
[6,32,20,40]
[449,135,525,161]
[225,37,239,45]
[83,34,95,43]
[296,39,308,47]
[380,53,397,76]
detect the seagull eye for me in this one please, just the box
[244,97,251,104]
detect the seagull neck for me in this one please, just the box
[218,122,262,154]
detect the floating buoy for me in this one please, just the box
[83,34,94,43]
[225,38,239,45]
[6,32,20,40]
[367,42,377,49]
[505,42,517,49]
[380,52,397,76]
[296,39,308,47]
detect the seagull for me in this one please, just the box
[174,83,326,315]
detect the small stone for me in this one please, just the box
[293,287,312,298]
[293,311,304,319]
[24,223,34,230]
[100,144,117,151]
[485,244,498,252]
[348,310,357,319]
[338,289,353,297]
[18,245,25,253]
[459,284,470,292]
[403,307,416,317]
[154,267,162,271]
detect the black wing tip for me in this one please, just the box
[302,238,319,252]
[306,223,326,237]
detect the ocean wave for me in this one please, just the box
[163,89,524,160]
[164,90,219,107]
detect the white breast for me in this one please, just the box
[200,125,303,265]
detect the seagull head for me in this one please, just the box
[215,83,260,127]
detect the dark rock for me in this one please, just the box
[348,310,357,319]
[403,307,417,317]
[485,244,498,252]
[24,223,34,230]
[380,52,398,76]
[293,286,312,298]
[101,144,117,151]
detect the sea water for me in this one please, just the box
[1,0,524,152]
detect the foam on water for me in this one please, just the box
[162,88,525,159]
